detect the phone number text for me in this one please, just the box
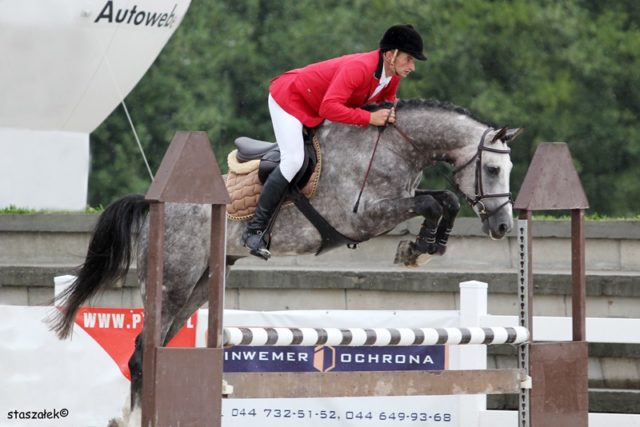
[227,408,453,423]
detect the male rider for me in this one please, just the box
[243,24,427,259]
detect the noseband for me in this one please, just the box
[452,128,512,221]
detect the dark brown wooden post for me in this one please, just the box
[571,209,586,341]
[141,131,230,427]
[514,143,589,427]
[208,204,227,349]
[141,202,165,426]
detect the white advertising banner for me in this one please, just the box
[0,305,463,426]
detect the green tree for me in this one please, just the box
[89,0,640,216]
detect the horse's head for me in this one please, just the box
[453,127,523,239]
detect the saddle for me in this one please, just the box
[225,132,321,220]
[225,131,362,255]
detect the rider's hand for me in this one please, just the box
[369,108,396,126]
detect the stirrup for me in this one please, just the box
[249,247,271,260]
[243,230,272,261]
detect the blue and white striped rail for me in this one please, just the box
[223,326,529,347]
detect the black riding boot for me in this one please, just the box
[242,167,290,260]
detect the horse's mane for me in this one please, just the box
[363,98,494,127]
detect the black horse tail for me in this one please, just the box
[49,194,150,339]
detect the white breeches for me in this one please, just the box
[268,94,305,182]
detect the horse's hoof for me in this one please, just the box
[394,240,412,264]
[413,253,433,266]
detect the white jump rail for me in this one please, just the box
[223,326,529,347]
[481,315,640,344]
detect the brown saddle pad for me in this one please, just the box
[225,136,322,221]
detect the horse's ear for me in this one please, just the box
[503,128,524,143]
[490,127,508,143]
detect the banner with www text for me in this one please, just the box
[0,305,462,426]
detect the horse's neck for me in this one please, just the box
[398,109,487,167]
[315,111,486,197]
[314,123,417,202]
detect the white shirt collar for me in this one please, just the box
[379,66,392,85]
[369,65,393,100]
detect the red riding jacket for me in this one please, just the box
[269,49,401,128]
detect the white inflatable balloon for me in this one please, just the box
[0,0,192,209]
[0,0,191,132]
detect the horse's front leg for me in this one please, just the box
[403,194,446,267]
[410,194,444,256]
[389,191,460,267]
[370,194,442,267]
[415,189,460,255]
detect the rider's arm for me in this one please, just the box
[318,61,373,127]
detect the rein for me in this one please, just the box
[352,126,387,213]
[352,105,397,213]
[390,123,421,152]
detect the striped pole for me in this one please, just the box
[223,326,529,347]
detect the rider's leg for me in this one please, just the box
[268,94,305,183]
[242,94,304,259]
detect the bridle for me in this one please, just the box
[393,124,512,221]
[451,127,512,221]
[354,108,512,220]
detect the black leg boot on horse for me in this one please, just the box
[242,166,290,260]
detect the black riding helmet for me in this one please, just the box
[379,24,427,61]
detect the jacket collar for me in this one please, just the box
[374,50,384,79]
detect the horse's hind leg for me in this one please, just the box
[125,271,206,417]
[128,333,144,409]
[126,299,196,413]
[106,332,143,426]
[122,282,204,426]
[107,204,213,426]
[163,257,239,344]
[162,268,210,345]
[122,259,235,427]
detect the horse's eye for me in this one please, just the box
[486,166,500,176]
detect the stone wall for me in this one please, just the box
[1,214,639,412]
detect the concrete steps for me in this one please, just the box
[4,264,640,316]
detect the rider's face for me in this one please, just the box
[385,51,416,78]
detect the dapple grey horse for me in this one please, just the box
[50,99,522,426]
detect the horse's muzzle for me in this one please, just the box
[482,216,513,240]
